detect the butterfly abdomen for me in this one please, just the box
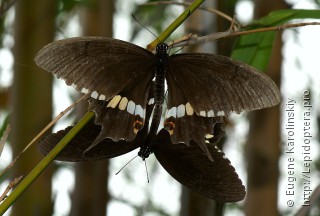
[148,43,169,136]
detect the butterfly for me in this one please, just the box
[35,37,280,161]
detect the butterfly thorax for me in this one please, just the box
[138,43,169,160]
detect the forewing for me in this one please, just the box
[168,53,280,116]
[35,37,154,102]
[154,129,245,202]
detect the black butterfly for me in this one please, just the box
[35,37,280,161]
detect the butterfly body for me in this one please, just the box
[148,43,168,137]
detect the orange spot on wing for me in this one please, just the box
[133,120,143,134]
[164,121,175,135]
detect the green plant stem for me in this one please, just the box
[0,112,94,215]
[146,0,205,51]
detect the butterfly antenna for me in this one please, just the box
[115,155,138,175]
[132,14,161,43]
[144,159,150,183]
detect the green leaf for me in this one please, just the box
[231,31,275,71]
[231,9,320,71]
[252,9,320,26]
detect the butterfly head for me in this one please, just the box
[138,145,152,161]
[156,43,168,55]
[137,135,155,160]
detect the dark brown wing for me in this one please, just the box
[35,37,156,142]
[164,66,224,160]
[153,129,245,202]
[86,68,153,143]
[38,82,155,161]
[38,120,142,161]
[167,53,280,116]
[35,37,154,102]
